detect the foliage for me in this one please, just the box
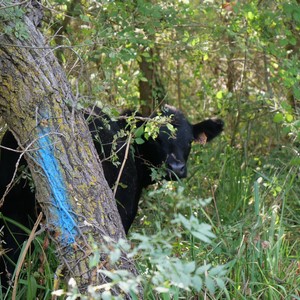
[0,216,57,299]
[1,0,300,298]
[0,1,28,40]
[51,188,228,299]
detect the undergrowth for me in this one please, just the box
[1,141,299,299]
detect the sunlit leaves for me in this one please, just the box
[172,214,216,243]
[130,225,226,296]
[0,2,28,40]
[273,112,284,123]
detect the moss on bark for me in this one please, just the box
[0,2,140,296]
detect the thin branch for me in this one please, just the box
[263,49,274,99]
[0,132,65,208]
[113,134,132,199]
[0,0,29,10]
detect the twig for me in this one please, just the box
[113,134,132,199]
[0,0,29,10]
[0,132,64,208]
[211,184,221,228]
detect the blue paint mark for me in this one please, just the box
[37,126,77,246]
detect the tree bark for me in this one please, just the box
[286,0,300,114]
[0,1,138,295]
[138,48,166,115]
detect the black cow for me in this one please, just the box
[88,105,223,232]
[0,105,223,286]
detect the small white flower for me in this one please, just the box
[68,277,77,288]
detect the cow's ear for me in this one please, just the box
[193,119,224,144]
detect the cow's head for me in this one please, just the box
[139,105,224,179]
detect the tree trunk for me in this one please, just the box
[286,0,300,114]
[139,51,155,116]
[51,0,82,64]
[0,1,138,295]
[138,48,166,116]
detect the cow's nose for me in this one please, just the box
[168,161,186,177]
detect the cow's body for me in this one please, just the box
[0,105,223,286]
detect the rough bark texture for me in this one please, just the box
[139,52,154,116]
[286,0,300,114]
[138,48,166,116]
[0,1,138,294]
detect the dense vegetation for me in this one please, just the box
[0,0,299,299]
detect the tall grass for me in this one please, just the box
[0,217,57,300]
[1,142,299,299]
[180,142,300,299]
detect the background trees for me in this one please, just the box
[1,0,299,299]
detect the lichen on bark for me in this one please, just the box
[0,1,140,296]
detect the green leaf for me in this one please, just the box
[209,265,227,277]
[216,91,223,99]
[80,14,90,22]
[142,52,151,58]
[215,277,226,289]
[273,112,283,123]
[205,276,216,295]
[191,230,214,243]
[285,113,293,123]
[184,261,196,273]
[140,76,148,82]
[89,251,100,268]
[247,11,254,20]
[101,290,112,300]
[135,126,144,138]
[110,248,121,264]
[293,11,300,22]
[289,36,297,46]
[155,286,170,293]
[290,157,300,166]
[196,264,211,275]
[135,137,145,144]
[166,123,175,133]
[192,275,202,292]
[27,275,38,299]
